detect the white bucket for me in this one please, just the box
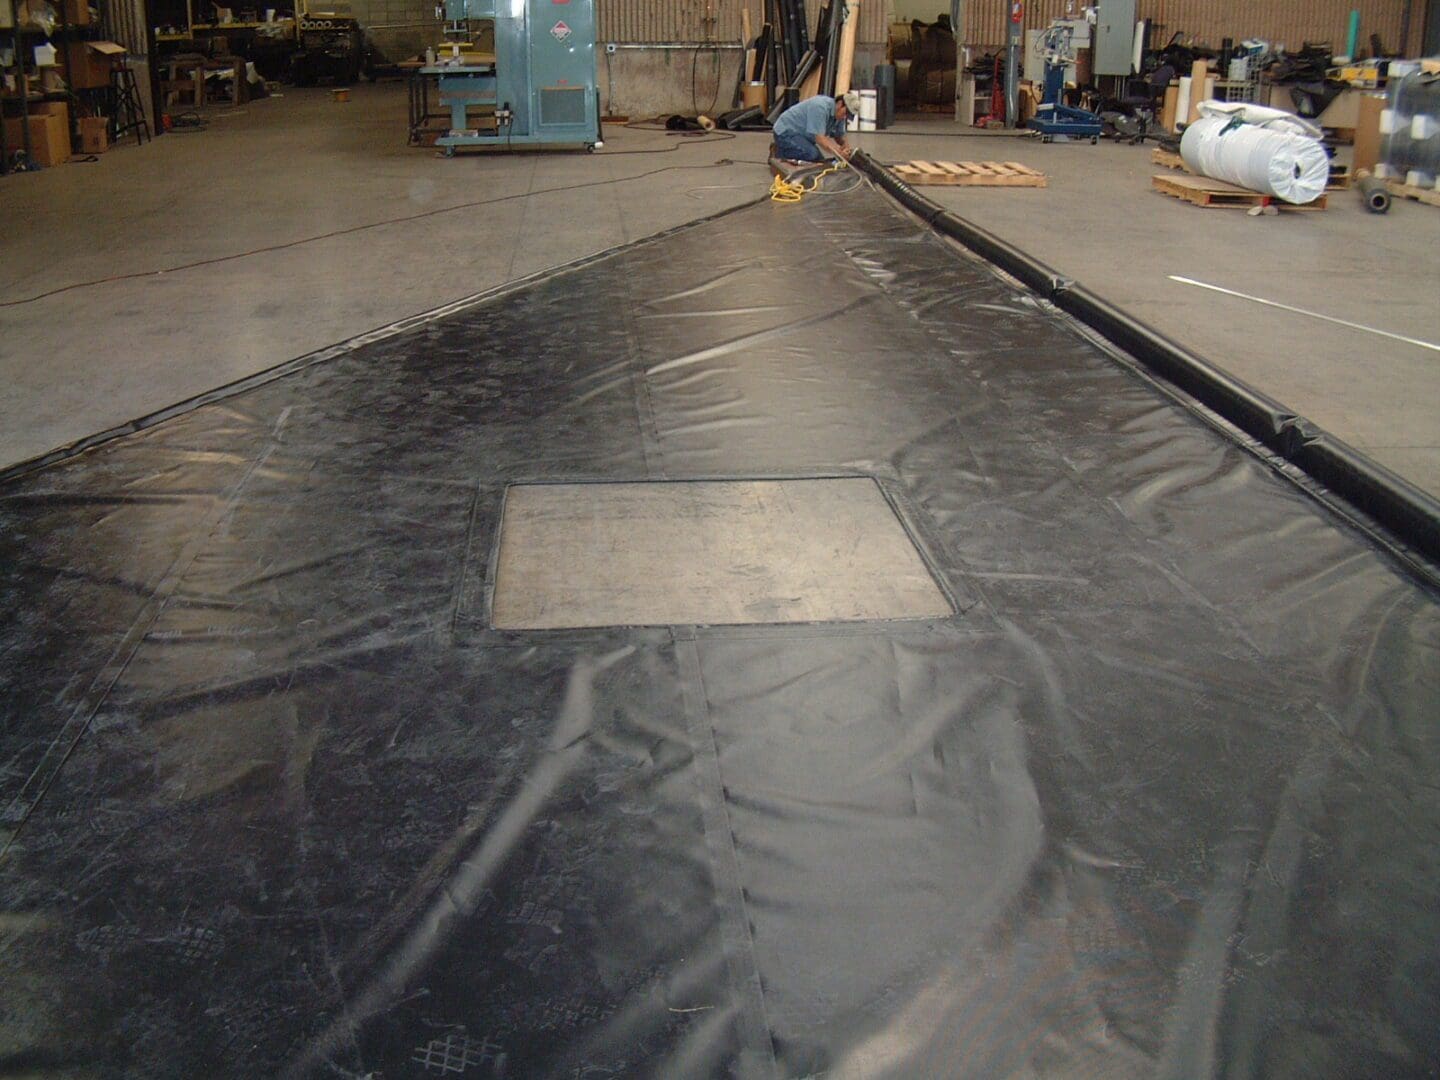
[859,89,877,132]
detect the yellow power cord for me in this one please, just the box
[770,158,848,202]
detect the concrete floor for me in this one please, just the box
[2,87,1437,500]
[0,84,772,467]
[867,118,1440,497]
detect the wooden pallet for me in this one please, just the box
[1151,147,1186,171]
[891,160,1048,187]
[1385,179,1440,208]
[1153,148,1351,192]
[1151,173,1328,211]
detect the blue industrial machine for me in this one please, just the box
[1028,21,1103,143]
[428,0,601,153]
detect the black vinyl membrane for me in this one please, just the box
[2,185,1438,1079]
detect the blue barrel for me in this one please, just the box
[874,64,896,129]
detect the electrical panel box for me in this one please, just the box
[1094,0,1137,76]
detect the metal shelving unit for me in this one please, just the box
[1,16,39,172]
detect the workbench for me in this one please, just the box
[399,59,445,145]
[400,55,497,146]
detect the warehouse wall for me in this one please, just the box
[355,0,1423,94]
[961,0,1416,56]
[353,0,441,62]
[598,0,887,46]
[601,46,741,116]
[597,0,889,116]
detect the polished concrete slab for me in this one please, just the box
[0,84,773,469]
[491,479,953,629]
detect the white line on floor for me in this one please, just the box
[1168,276,1440,355]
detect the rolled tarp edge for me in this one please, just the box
[850,149,1440,569]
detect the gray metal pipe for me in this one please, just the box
[1359,174,1392,213]
[610,43,744,50]
[1004,2,1021,128]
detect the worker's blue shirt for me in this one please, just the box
[773,95,845,147]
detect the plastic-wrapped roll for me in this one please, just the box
[1180,102,1330,204]
[1379,72,1440,189]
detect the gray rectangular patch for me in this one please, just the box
[538,87,586,127]
[490,478,954,629]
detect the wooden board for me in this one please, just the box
[834,0,859,97]
[1385,179,1440,208]
[891,160,1047,188]
[799,65,822,101]
[1160,84,1179,132]
[1187,60,1208,124]
[1151,173,1327,211]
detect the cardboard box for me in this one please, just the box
[34,98,69,122]
[1353,93,1386,174]
[62,39,123,88]
[79,114,108,153]
[1,107,70,166]
[60,0,89,25]
[1018,80,1039,126]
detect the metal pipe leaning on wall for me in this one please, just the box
[1180,102,1330,205]
[849,149,1440,568]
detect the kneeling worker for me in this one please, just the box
[772,91,861,163]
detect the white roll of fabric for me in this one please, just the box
[1180,101,1330,205]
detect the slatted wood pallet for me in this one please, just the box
[1384,178,1440,208]
[1151,147,1186,171]
[891,160,1048,187]
[1152,147,1351,191]
[1151,173,1328,211]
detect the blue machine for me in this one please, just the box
[1027,22,1103,143]
[430,0,601,153]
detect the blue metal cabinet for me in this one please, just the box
[435,0,599,151]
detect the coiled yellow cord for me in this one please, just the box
[770,159,848,202]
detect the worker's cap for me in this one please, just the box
[841,91,862,114]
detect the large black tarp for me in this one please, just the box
[1,185,1438,1079]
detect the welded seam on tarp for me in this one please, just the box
[675,633,778,1079]
[0,195,769,490]
[850,150,1440,577]
[0,406,295,858]
[615,251,668,476]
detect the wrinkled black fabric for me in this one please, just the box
[1,187,1438,1080]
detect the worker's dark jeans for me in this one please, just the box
[774,134,825,162]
